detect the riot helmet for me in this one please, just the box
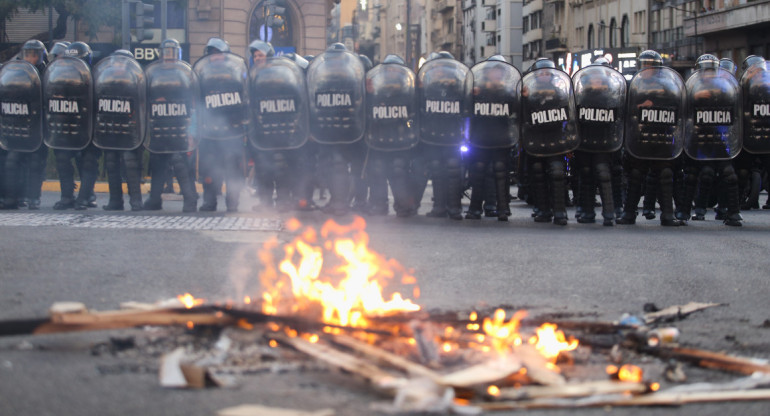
[249,39,274,67]
[437,51,455,60]
[284,53,309,70]
[49,42,70,61]
[20,39,47,66]
[383,54,406,66]
[112,49,135,59]
[695,54,719,70]
[161,39,182,62]
[359,54,373,71]
[426,52,440,61]
[637,50,662,70]
[303,55,315,63]
[65,41,93,65]
[530,58,556,72]
[592,57,611,67]
[719,58,736,74]
[487,55,508,63]
[326,43,347,52]
[204,37,230,55]
[741,55,766,73]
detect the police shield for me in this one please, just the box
[625,66,686,160]
[365,62,418,151]
[521,67,578,157]
[144,60,199,153]
[43,56,93,150]
[92,54,146,150]
[469,60,521,149]
[418,58,472,147]
[249,56,309,150]
[572,65,626,153]
[194,52,249,141]
[0,61,43,152]
[685,67,741,160]
[740,62,770,154]
[306,48,365,144]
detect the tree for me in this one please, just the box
[1,0,122,41]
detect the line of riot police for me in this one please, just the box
[2,39,769,225]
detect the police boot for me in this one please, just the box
[225,179,243,213]
[595,162,615,226]
[2,153,21,209]
[617,168,643,225]
[722,169,743,226]
[75,148,100,210]
[493,160,509,222]
[426,159,448,218]
[102,152,124,211]
[446,157,464,220]
[390,157,417,218]
[576,167,596,224]
[54,150,76,210]
[200,182,218,212]
[531,160,552,223]
[659,168,684,226]
[323,158,351,216]
[642,171,657,220]
[465,161,485,219]
[172,155,198,213]
[549,160,568,226]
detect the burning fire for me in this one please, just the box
[481,309,578,362]
[258,217,420,327]
[607,364,645,382]
[177,293,205,309]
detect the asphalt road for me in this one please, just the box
[0,187,769,416]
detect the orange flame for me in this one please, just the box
[531,323,579,360]
[482,309,526,353]
[258,217,420,327]
[177,293,205,309]
[618,364,644,382]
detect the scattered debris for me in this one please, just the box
[643,302,724,324]
[217,404,334,416]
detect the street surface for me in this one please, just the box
[1,187,769,416]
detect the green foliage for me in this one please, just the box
[2,0,122,40]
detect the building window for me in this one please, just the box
[598,20,605,48]
[587,24,594,49]
[621,15,629,47]
[249,0,294,48]
[609,18,617,48]
[523,16,529,33]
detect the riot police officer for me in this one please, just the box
[617,50,686,226]
[466,55,520,221]
[44,41,100,210]
[306,43,367,216]
[93,49,146,211]
[680,54,743,226]
[365,54,421,217]
[2,40,48,210]
[572,58,627,225]
[417,51,472,220]
[521,58,579,225]
[143,39,200,212]
[739,55,770,210]
[194,37,248,212]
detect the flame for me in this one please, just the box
[177,293,204,309]
[482,309,527,354]
[650,382,660,391]
[259,217,420,326]
[487,385,501,396]
[532,323,579,360]
[618,364,644,382]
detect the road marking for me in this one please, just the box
[0,213,282,231]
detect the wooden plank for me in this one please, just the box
[643,302,723,324]
[438,356,522,388]
[331,335,443,382]
[275,333,399,390]
[497,380,646,400]
[649,346,770,375]
[479,388,770,410]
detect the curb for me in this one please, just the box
[41,180,204,193]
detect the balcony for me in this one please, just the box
[482,19,497,32]
[436,0,454,13]
[482,0,497,6]
[439,33,456,47]
[545,37,568,52]
[684,0,770,36]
